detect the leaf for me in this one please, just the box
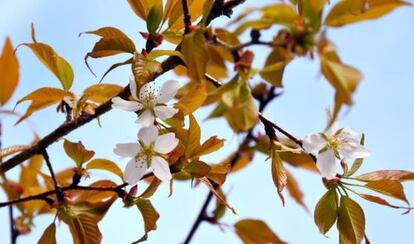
[314,187,338,234]
[167,0,206,30]
[132,52,162,85]
[325,0,410,27]
[358,193,409,211]
[59,209,102,244]
[146,49,185,62]
[271,144,287,205]
[261,3,299,27]
[234,219,285,244]
[15,87,68,124]
[127,0,162,20]
[0,37,19,106]
[63,139,95,168]
[181,29,209,82]
[139,178,162,198]
[191,136,224,158]
[259,47,291,87]
[199,177,236,214]
[38,223,56,244]
[175,81,207,115]
[146,1,163,33]
[207,163,231,185]
[356,170,414,182]
[337,196,365,244]
[365,180,409,204]
[285,169,308,211]
[184,114,201,158]
[83,84,122,103]
[183,161,211,178]
[344,134,365,177]
[20,26,73,90]
[86,158,123,180]
[134,198,160,243]
[0,145,30,159]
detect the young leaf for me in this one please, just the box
[358,193,408,211]
[134,198,160,243]
[0,37,19,106]
[38,223,56,244]
[20,26,74,90]
[199,177,236,214]
[337,196,365,244]
[184,114,201,158]
[86,158,123,180]
[181,29,209,82]
[191,136,224,158]
[355,170,414,182]
[285,169,308,212]
[63,139,95,168]
[132,52,162,85]
[314,187,338,234]
[59,210,102,244]
[15,87,68,124]
[175,81,207,115]
[271,144,287,205]
[325,0,410,27]
[365,180,409,204]
[83,84,122,103]
[259,47,291,87]
[146,2,163,34]
[139,178,162,198]
[183,161,211,178]
[234,219,285,244]
[127,0,162,21]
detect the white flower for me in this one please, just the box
[303,121,370,180]
[114,126,179,184]
[111,75,180,126]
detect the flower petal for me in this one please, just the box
[157,80,180,104]
[154,105,178,120]
[303,133,326,154]
[316,149,337,180]
[338,128,362,144]
[135,109,155,126]
[123,157,147,185]
[139,82,152,101]
[154,133,179,154]
[111,97,142,112]
[151,156,172,182]
[339,143,370,159]
[114,143,141,157]
[129,75,138,100]
[138,125,159,146]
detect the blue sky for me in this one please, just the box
[1,0,414,243]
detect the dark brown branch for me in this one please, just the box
[0,55,183,174]
[258,114,303,147]
[40,149,64,202]
[181,0,192,34]
[205,0,246,26]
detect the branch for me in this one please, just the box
[41,149,64,202]
[181,0,192,34]
[205,0,246,26]
[0,55,183,174]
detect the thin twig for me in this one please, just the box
[40,149,64,202]
[181,0,192,34]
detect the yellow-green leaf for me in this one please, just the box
[38,223,56,244]
[132,52,162,86]
[146,49,185,62]
[15,87,68,124]
[337,196,365,244]
[86,158,123,180]
[183,161,211,178]
[176,81,207,115]
[127,0,162,20]
[181,29,209,82]
[271,144,287,205]
[234,219,285,244]
[0,37,19,106]
[63,139,95,168]
[314,187,338,234]
[83,84,122,103]
[325,0,410,27]
[260,47,291,87]
[147,1,163,33]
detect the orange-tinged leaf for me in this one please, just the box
[260,47,291,87]
[86,158,123,180]
[15,87,68,124]
[285,169,308,211]
[207,162,230,185]
[132,52,162,85]
[38,223,56,244]
[134,198,160,242]
[63,139,95,168]
[314,187,338,234]
[176,81,207,115]
[356,170,414,182]
[184,114,201,158]
[83,84,122,103]
[325,0,410,27]
[192,136,224,158]
[59,210,102,244]
[0,145,29,159]
[181,29,209,82]
[127,0,162,20]
[72,180,117,204]
[168,0,206,30]
[358,193,410,211]
[0,37,19,106]
[365,180,409,204]
[234,219,285,244]
[337,196,365,244]
[271,144,287,205]
[183,161,211,178]
[199,177,236,214]
[139,177,161,198]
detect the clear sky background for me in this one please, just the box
[1,0,413,243]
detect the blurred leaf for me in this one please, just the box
[183,161,211,178]
[83,84,122,103]
[314,187,338,234]
[206,45,228,79]
[207,163,230,185]
[234,219,285,244]
[127,0,162,20]
[147,1,163,33]
[146,49,185,61]
[0,37,19,106]
[199,177,236,214]
[63,139,95,168]
[261,3,299,27]
[86,158,123,180]
[356,170,414,182]
[260,47,291,87]
[38,223,56,244]
[176,81,207,115]
[271,144,287,205]
[134,198,160,243]
[358,193,409,211]
[337,196,365,244]
[325,0,410,27]
[0,145,30,159]
[181,29,209,82]
[15,87,68,124]
[365,180,409,204]
[212,188,227,220]
[285,169,308,211]
[168,0,205,30]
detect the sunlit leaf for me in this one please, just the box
[337,196,365,244]
[365,180,409,204]
[356,170,414,182]
[15,87,68,124]
[146,1,163,33]
[314,187,338,234]
[191,136,224,158]
[0,37,19,106]
[183,161,211,178]
[38,223,56,244]
[63,139,95,168]
[234,219,285,244]
[83,84,122,103]
[176,81,207,115]
[132,52,162,85]
[146,49,185,61]
[285,169,308,211]
[86,158,123,180]
[358,193,409,211]
[260,47,291,87]
[134,198,160,243]
[139,178,162,198]
[181,29,209,82]
[199,177,236,214]
[184,114,201,158]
